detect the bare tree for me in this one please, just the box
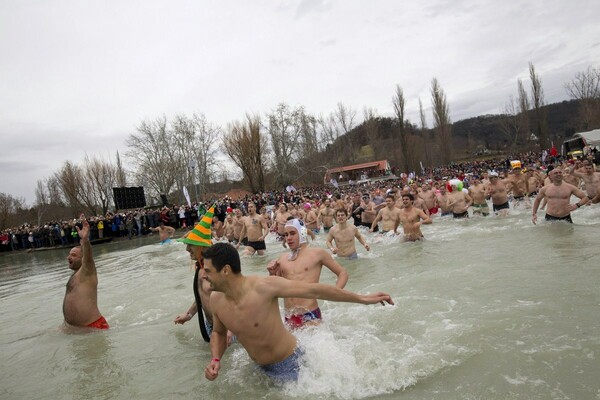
[0,193,25,230]
[223,115,268,193]
[334,102,356,135]
[517,79,530,144]
[34,179,50,226]
[362,107,380,144]
[565,65,600,130]
[529,62,548,150]
[419,98,432,166]
[498,95,522,148]
[431,78,453,164]
[83,155,116,214]
[126,116,178,202]
[115,151,127,187]
[392,85,410,173]
[267,103,304,185]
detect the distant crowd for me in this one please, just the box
[1,148,598,253]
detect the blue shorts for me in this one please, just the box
[161,238,172,244]
[346,252,358,260]
[258,346,305,383]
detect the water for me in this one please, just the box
[1,206,599,400]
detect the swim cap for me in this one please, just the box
[284,218,308,244]
[303,202,311,210]
[447,179,463,192]
[489,171,499,177]
[511,160,522,169]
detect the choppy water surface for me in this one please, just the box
[1,206,599,400]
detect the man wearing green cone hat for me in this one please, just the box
[174,207,233,344]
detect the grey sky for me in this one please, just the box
[2,0,599,204]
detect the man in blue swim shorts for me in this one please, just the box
[202,243,393,383]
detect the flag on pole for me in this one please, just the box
[183,186,191,207]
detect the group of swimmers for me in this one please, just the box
[61,158,599,383]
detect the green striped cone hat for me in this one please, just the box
[178,206,214,247]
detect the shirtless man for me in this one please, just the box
[526,168,544,197]
[150,222,176,244]
[237,203,268,256]
[304,203,319,233]
[569,161,600,204]
[505,167,530,208]
[532,169,589,224]
[203,243,392,383]
[447,182,473,218]
[370,195,401,234]
[487,172,510,215]
[232,208,245,244]
[274,203,291,247]
[318,198,336,233]
[63,215,109,330]
[360,194,378,231]
[419,183,438,216]
[398,194,432,241]
[266,219,348,329]
[468,177,490,216]
[326,209,370,259]
[436,185,453,216]
[211,216,224,240]
[223,214,235,242]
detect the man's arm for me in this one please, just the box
[418,209,432,225]
[76,216,97,278]
[262,275,393,306]
[354,227,370,251]
[531,187,547,224]
[174,302,198,324]
[204,304,228,381]
[325,229,337,253]
[370,210,383,231]
[319,249,349,289]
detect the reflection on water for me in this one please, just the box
[1,206,599,399]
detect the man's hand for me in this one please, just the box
[360,292,394,306]
[205,359,220,381]
[267,260,280,276]
[76,214,90,241]
[532,214,537,225]
[174,313,192,324]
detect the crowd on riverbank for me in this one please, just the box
[1,150,598,254]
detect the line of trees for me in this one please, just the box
[2,64,599,230]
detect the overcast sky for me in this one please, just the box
[2,0,600,204]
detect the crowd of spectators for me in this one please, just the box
[1,149,597,254]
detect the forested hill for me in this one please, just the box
[451,99,581,149]
[310,98,598,177]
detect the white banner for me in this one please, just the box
[183,186,191,207]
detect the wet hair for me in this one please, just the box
[386,194,395,201]
[336,208,348,217]
[402,193,414,201]
[202,243,241,274]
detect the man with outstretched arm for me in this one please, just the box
[63,214,109,330]
[203,243,392,383]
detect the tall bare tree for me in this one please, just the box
[393,85,410,173]
[267,103,304,185]
[517,79,530,144]
[115,151,127,187]
[529,62,548,150]
[498,95,522,148]
[419,98,432,166]
[431,78,453,164]
[223,115,268,193]
[334,102,356,135]
[565,65,600,130]
[126,116,178,202]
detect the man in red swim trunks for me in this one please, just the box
[266,219,348,329]
[63,215,109,330]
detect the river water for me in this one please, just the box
[1,205,599,400]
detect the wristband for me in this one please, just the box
[212,357,220,363]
